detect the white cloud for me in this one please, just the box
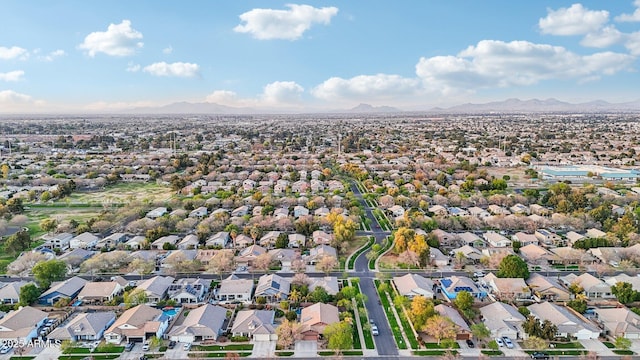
[415,40,634,93]
[625,31,640,55]
[539,4,609,35]
[38,49,65,62]
[163,46,173,54]
[0,90,45,112]
[580,26,624,47]
[262,81,304,104]
[234,4,338,40]
[142,62,200,77]
[79,20,143,57]
[206,90,246,106]
[0,70,25,82]
[616,0,640,22]
[0,46,27,60]
[312,74,420,101]
[126,62,141,72]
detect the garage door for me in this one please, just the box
[254,334,271,341]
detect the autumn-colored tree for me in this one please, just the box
[423,315,456,344]
[393,227,414,254]
[253,252,273,273]
[409,295,435,330]
[316,255,338,274]
[276,319,301,349]
[522,336,548,350]
[208,250,235,278]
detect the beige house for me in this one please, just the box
[594,308,640,339]
[526,273,571,302]
[231,310,277,341]
[78,281,123,304]
[300,303,340,340]
[393,274,436,299]
[104,304,168,344]
[0,306,48,343]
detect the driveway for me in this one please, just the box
[250,340,275,358]
[294,340,318,357]
[579,339,615,356]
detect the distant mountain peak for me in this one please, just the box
[349,103,400,113]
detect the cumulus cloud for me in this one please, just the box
[38,49,65,62]
[79,20,143,57]
[262,81,304,104]
[206,90,245,106]
[415,40,634,93]
[580,26,624,47]
[539,4,609,35]
[625,31,640,55]
[0,90,45,112]
[163,46,173,54]
[616,0,640,22]
[234,4,338,40]
[142,62,200,77]
[0,46,27,60]
[126,62,141,72]
[0,71,25,82]
[312,74,420,101]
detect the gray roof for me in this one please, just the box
[168,304,227,338]
[231,309,275,335]
[218,275,254,296]
[137,276,175,298]
[255,274,290,298]
[40,276,87,298]
[0,281,32,301]
[480,302,525,333]
[48,312,116,340]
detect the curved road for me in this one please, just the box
[350,181,399,356]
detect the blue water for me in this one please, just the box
[163,308,179,317]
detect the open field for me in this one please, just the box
[56,182,174,205]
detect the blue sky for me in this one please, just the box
[1,1,640,112]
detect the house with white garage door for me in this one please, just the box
[168,304,228,343]
[593,307,640,339]
[527,302,600,340]
[231,309,277,341]
[479,301,525,339]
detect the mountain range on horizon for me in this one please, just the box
[123,97,640,115]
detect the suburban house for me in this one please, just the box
[293,206,309,218]
[450,245,483,264]
[47,312,116,342]
[39,276,88,305]
[457,232,486,248]
[70,232,100,249]
[77,281,123,304]
[231,310,277,341]
[255,274,290,302]
[269,248,301,269]
[434,304,471,340]
[0,306,48,343]
[59,248,94,270]
[432,229,458,246]
[151,235,180,250]
[566,231,586,246]
[479,302,525,339]
[527,302,600,339]
[605,274,640,292]
[512,232,539,246]
[483,274,530,301]
[312,230,332,245]
[526,273,571,302]
[234,234,253,248]
[236,245,266,267]
[104,304,168,344]
[125,236,146,250]
[519,244,556,265]
[299,303,340,340]
[44,232,73,251]
[167,278,210,304]
[232,205,250,217]
[430,248,450,267]
[593,308,640,339]
[177,234,199,250]
[216,275,255,304]
[393,274,436,299]
[549,247,595,265]
[586,228,607,239]
[535,229,563,246]
[288,233,306,248]
[146,207,168,219]
[206,232,230,248]
[309,277,340,296]
[168,304,228,343]
[189,206,208,218]
[136,276,175,303]
[440,276,486,299]
[467,206,491,219]
[483,232,511,247]
[259,231,281,248]
[0,280,32,304]
[560,273,613,299]
[305,245,337,265]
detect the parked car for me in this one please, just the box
[371,324,379,336]
[125,342,135,352]
[183,343,191,351]
[142,342,150,351]
[0,345,11,354]
[494,338,504,347]
[473,271,485,278]
[531,352,549,359]
[168,341,176,349]
[502,336,514,349]
[466,339,474,348]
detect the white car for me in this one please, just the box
[0,345,10,354]
[495,338,504,347]
[183,343,191,351]
[371,324,379,336]
[142,342,150,351]
[503,337,514,349]
[473,271,485,278]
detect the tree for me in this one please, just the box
[32,259,67,289]
[308,286,332,303]
[124,289,148,308]
[409,295,435,330]
[39,218,58,234]
[453,290,474,312]
[316,255,338,275]
[128,258,155,279]
[423,315,456,344]
[208,250,235,278]
[611,282,640,304]
[567,298,587,314]
[253,253,273,273]
[497,254,530,279]
[615,336,632,350]
[4,230,31,255]
[470,323,490,343]
[19,283,41,306]
[324,320,353,353]
[276,319,301,350]
[523,336,548,350]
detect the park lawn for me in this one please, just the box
[59,182,174,205]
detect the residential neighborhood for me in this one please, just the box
[1,113,640,359]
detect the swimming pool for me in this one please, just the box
[163,308,179,317]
